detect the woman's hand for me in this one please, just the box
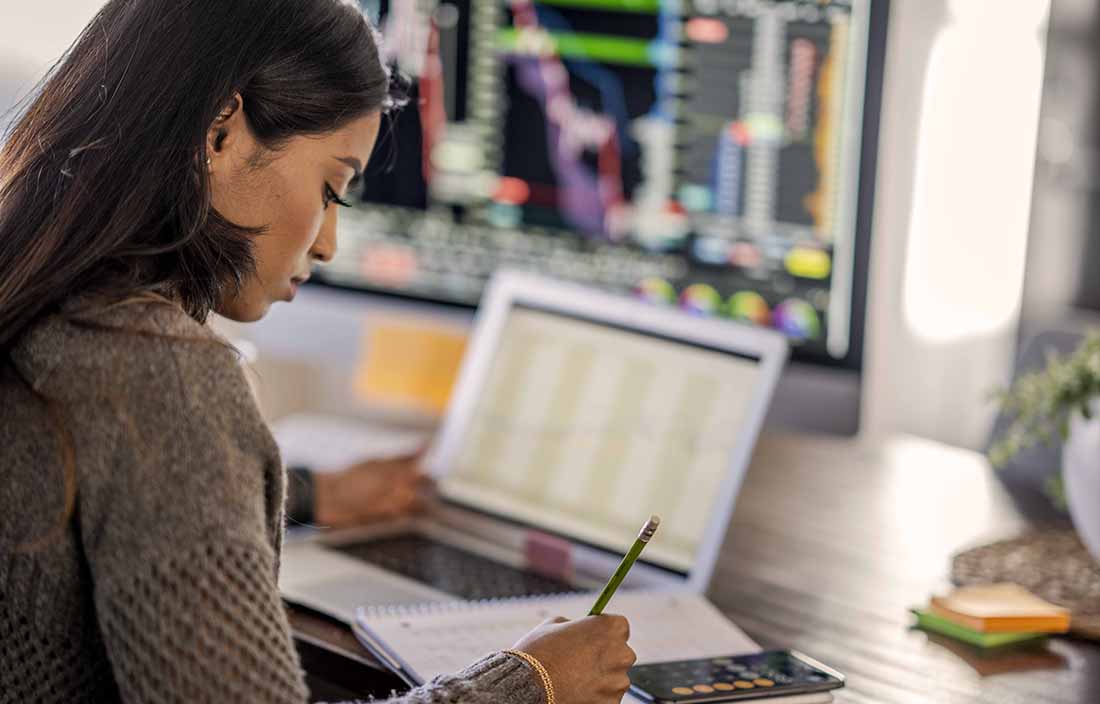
[512,615,636,704]
[313,448,432,529]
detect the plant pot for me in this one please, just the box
[1062,405,1100,563]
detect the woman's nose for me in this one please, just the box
[311,209,338,263]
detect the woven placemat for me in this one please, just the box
[952,530,1100,640]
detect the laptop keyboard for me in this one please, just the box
[333,534,579,601]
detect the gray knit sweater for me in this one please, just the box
[0,300,542,704]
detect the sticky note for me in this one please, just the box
[354,317,468,416]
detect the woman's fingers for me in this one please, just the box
[606,614,630,640]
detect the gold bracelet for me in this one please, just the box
[504,649,555,704]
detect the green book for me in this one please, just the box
[910,609,1048,648]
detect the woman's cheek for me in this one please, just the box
[287,190,326,256]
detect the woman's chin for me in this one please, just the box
[214,297,272,323]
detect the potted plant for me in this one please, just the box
[990,332,1100,562]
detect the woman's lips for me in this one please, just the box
[288,276,308,300]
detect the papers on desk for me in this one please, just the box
[353,591,833,703]
[272,412,428,472]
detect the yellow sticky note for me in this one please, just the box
[354,318,468,416]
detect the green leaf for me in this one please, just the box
[989,331,1100,464]
[1043,472,1068,512]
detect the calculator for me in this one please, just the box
[627,650,845,702]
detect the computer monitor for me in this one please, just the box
[306,0,889,433]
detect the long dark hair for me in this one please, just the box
[0,0,404,548]
[0,0,402,354]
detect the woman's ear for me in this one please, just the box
[206,93,247,172]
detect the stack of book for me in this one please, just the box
[911,583,1071,648]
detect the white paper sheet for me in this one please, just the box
[272,412,428,472]
[355,591,833,703]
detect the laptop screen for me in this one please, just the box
[438,304,764,574]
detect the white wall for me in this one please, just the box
[863,0,1050,448]
[0,1,108,130]
[1021,0,1098,319]
[0,2,107,67]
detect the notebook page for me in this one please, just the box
[357,591,758,683]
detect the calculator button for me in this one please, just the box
[734,681,755,689]
[740,671,760,679]
[672,687,694,696]
[713,683,735,691]
[693,685,715,693]
[753,679,775,687]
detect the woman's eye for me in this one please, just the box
[324,183,352,209]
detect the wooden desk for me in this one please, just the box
[289,432,1100,703]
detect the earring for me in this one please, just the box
[206,156,213,172]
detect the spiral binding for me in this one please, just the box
[366,590,584,619]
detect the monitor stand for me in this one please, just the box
[766,363,861,436]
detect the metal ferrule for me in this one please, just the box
[638,515,661,543]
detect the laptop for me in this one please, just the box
[279,271,788,622]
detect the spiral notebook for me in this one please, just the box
[353,590,834,703]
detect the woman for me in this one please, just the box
[0,1,635,702]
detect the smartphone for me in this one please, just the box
[627,650,845,703]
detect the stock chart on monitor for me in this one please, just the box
[327,0,880,365]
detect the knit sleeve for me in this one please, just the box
[396,652,546,704]
[93,536,544,704]
[68,317,313,701]
[61,307,543,704]
[94,537,311,701]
